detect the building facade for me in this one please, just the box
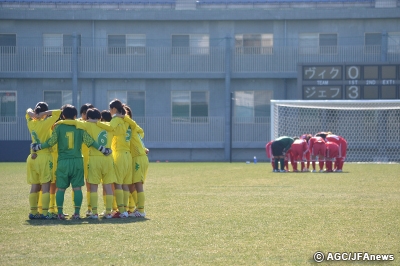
[0,0,399,162]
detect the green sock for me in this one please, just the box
[280,158,285,170]
[73,190,83,215]
[274,159,279,170]
[56,190,65,215]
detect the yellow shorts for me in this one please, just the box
[113,151,132,185]
[132,155,149,184]
[83,156,89,180]
[87,156,116,185]
[26,153,53,185]
[52,153,58,183]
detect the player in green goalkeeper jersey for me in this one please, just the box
[31,104,111,220]
[271,136,294,172]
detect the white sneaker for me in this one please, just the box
[336,169,342,172]
[132,210,146,218]
[103,213,113,219]
[273,169,279,173]
[311,170,316,173]
[88,214,98,219]
[99,210,106,216]
[120,211,129,218]
[280,170,286,173]
[85,210,93,217]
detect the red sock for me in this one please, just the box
[319,161,324,171]
[326,161,333,171]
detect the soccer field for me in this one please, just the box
[0,162,399,265]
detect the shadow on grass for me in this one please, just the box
[24,217,150,226]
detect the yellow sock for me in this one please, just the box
[113,195,118,211]
[128,193,136,212]
[87,191,91,211]
[106,195,113,214]
[115,189,125,213]
[137,192,145,213]
[103,193,107,209]
[41,192,50,216]
[49,193,56,213]
[38,191,43,214]
[29,193,38,214]
[123,190,130,212]
[132,190,138,209]
[90,192,98,215]
[71,190,75,206]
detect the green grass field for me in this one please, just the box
[0,162,399,265]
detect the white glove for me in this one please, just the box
[98,146,112,156]
[31,143,42,152]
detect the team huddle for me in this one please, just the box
[266,133,347,173]
[26,100,148,220]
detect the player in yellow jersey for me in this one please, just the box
[123,106,149,218]
[109,99,132,218]
[26,102,62,220]
[79,103,94,217]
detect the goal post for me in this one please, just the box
[270,100,400,162]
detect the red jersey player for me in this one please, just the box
[308,135,326,172]
[325,133,347,172]
[300,134,312,172]
[289,137,309,172]
[325,141,339,172]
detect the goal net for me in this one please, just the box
[270,100,400,163]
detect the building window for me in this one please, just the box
[234,90,272,123]
[44,91,72,110]
[365,33,381,54]
[0,91,17,122]
[319,34,337,54]
[172,34,209,55]
[43,34,81,54]
[0,34,16,54]
[235,34,273,54]
[299,33,337,55]
[388,32,400,54]
[108,34,146,55]
[108,91,145,118]
[171,91,208,122]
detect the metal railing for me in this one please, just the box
[1,45,399,73]
[0,116,271,144]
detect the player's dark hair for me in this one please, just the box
[62,105,78,120]
[80,103,94,115]
[34,102,49,114]
[101,110,112,122]
[109,99,126,115]
[86,108,101,120]
[293,137,299,140]
[124,104,132,118]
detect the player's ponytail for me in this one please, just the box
[109,99,126,115]
[34,102,49,114]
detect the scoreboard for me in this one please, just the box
[299,63,400,100]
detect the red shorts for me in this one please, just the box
[312,143,326,157]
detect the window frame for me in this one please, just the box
[233,90,272,124]
[235,33,274,55]
[388,32,400,54]
[171,91,209,123]
[108,34,146,55]
[0,33,16,55]
[0,90,17,123]
[299,33,338,55]
[43,90,73,110]
[364,32,382,54]
[43,33,81,55]
[107,90,146,119]
[171,34,210,55]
